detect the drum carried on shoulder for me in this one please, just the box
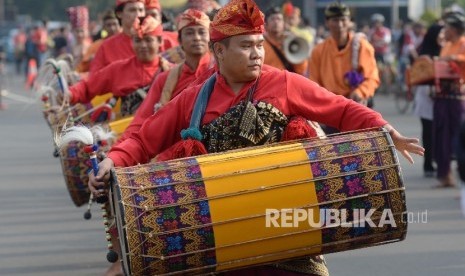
[406,55,461,92]
[110,128,407,275]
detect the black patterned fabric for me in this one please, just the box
[201,100,288,153]
[120,86,149,116]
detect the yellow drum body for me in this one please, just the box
[90,93,123,120]
[109,116,134,139]
[111,129,407,275]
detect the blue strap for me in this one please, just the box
[180,74,217,140]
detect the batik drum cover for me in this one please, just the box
[46,103,94,131]
[111,129,407,275]
[60,141,111,207]
[160,45,185,64]
[407,55,435,86]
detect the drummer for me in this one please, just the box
[67,15,170,115]
[90,0,145,74]
[117,8,214,142]
[90,0,424,274]
[144,0,180,52]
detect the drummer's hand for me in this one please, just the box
[88,157,114,197]
[62,91,72,105]
[384,124,425,164]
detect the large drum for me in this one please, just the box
[111,128,407,275]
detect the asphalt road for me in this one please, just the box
[0,66,464,276]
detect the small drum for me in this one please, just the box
[406,55,435,86]
[406,55,461,88]
[58,116,132,207]
[160,46,185,64]
[46,103,94,131]
[59,140,92,207]
[60,140,112,207]
[111,128,407,275]
[45,93,123,132]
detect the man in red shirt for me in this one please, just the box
[144,0,179,51]
[76,10,121,73]
[89,0,145,75]
[68,16,170,117]
[118,8,213,142]
[90,0,424,274]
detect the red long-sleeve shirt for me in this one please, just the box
[89,33,134,75]
[119,53,214,141]
[108,65,387,167]
[70,56,161,104]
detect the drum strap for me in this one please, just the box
[186,74,217,132]
[265,36,295,73]
[155,62,184,112]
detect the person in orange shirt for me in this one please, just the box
[118,8,213,143]
[89,0,145,74]
[433,11,465,188]
[263,6,308,76]
[76,10,121,73]
[309,1,379,106]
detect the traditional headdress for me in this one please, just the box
[145,0,161,10]
[116,0,144,8]
[209,0,264,43]
[132,15,163,38]
[67,6,89,30]
[176,8,210,31]
[188,0,221,14]
[324,2,350,19]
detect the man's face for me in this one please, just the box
[325,16,350,38]
[146,8,162,26]
[132,34,160,62]
[180,25,209,56]
[265,13,285,36]
[216,34,265,83]
[73,27,87,42]
[286,13,300,28]
[103,18,120,37]
[374,21,383,28]
[119,2,145,29]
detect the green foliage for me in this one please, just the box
[420,9,439,26]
